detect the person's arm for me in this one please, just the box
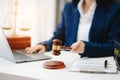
[81,8,120,57]
[38,3,72,51]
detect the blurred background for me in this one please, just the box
[0,0,71,46]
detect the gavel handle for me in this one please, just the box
[63,46,72,51]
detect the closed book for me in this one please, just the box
[114,40,120,70]
[7,35,30,41]
[8,41,30,44]
[6,35,31,50]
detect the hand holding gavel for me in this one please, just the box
[52,39,85,55]
[52,39,72,55]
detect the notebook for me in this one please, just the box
[0,27,51,63]
[69,57,117,74]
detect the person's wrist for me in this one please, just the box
[81,41,85,53]
[38,43,47,51]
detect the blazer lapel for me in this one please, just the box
[89,6,108,41]
[65,7,80,45]
[70,7,80,42]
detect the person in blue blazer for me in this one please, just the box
[26,0,120,57]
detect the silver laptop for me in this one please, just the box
[0,27,51,63]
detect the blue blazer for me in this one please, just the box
[41,1,120,57]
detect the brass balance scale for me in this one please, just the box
[2,0,30,37]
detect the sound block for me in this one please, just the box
[43,61,65,69]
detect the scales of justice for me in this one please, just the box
[2,0,30,37]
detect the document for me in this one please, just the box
[69,57,117,74]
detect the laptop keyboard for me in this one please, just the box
[13,50,46,58]
[13,52,31,60]
[12,50,51,63]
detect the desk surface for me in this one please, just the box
[0,51,120,80]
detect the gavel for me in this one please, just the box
[52,39,72,55]
[43,39,70,69]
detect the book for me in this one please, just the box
[114,40,120,70]
[69,57,117,74]
[6,35,31,50]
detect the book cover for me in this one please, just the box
[114,40,120,70]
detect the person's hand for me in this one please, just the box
[25,44,46,54]
[71,41,85,54]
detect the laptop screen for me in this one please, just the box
[0,27,16,62]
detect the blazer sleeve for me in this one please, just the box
[81,8,120,57]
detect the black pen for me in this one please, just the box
[104,60,108,69]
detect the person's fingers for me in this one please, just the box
[71,41,85,53]
[26,45,46,54]
[25,47,30,51]
[75,41,85,53]
[77,44,83,53]
[26,47,32,54]
[28,47,39,54]
[26,47,36,54]
[26,45,40,54]
[71,41,81,53]
[71,43,76,47]
[74,44,81,53]
[38,49,45,54]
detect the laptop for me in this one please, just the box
[0,27,51,63]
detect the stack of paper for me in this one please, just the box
[69,57,117,74]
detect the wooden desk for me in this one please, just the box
[6,35,31,50]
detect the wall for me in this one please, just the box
[0,0,56,46]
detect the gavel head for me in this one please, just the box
[52,39,62,55]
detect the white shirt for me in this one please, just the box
[77,0,97,41]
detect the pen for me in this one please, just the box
[104,60,108,69]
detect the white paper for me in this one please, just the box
[69,57,117,74]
